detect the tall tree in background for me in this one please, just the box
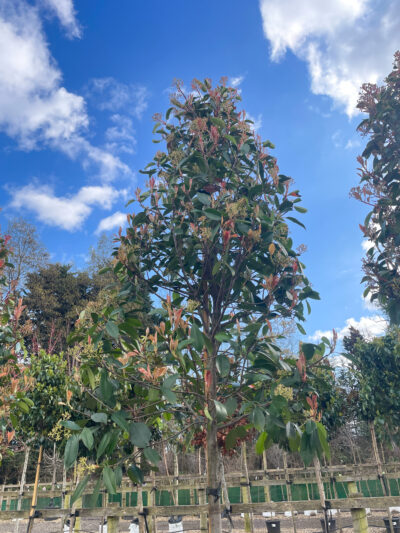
[23,263,98,352]
[6,218,49,292]
[351,51,400,323]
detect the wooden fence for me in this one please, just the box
[1,462,400,532]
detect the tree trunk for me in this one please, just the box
[206,417,222,532]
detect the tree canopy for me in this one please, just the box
[351,51,400,323]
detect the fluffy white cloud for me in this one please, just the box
[259,0,400,116]
[0,0,128,180]
[40,0,81,38]
[229,76,245,88]
[87,78,149,119]
[310,314,388,343]
[105,114,137,155]
[10,183,124,231]
[96,211,127,234]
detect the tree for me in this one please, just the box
[23,263,99,352]
[6,217,49,292]
[343,327,400,439]
[351,51,400,323]
[66,78,328,532]
[0,228,30,460]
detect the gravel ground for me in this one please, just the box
[0,511,393,533]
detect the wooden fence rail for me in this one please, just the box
[1,463,400,531]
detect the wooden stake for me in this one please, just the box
[15,446,30,533]
[26,444,43,533]
[284,452,297,533]
[241,442,254,533]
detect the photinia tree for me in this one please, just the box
[68,78,327,532]
[351,51,400,323]
[0,228,31,460]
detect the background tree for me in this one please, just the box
[343,327,400,444]
[23,263,99,353]
[351,51,400,323]
[66,78,328,533]
[6,217,49,292]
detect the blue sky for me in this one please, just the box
[0,0,398,344]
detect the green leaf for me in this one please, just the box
[129,422,151,448]
[256,431,268,455]
[204,208,221,221]
[105,321,119,339]
[143,447,161,465]
[96,432,111,461]
[70,475,89,506]
[60,420,81,431]
[127,465,144,484]
[91,412,108,424]
[224,398,237,417]
[64,434,79,470]
[103,466,117,495]
[111,411,130,432]
[80,428,94,450]
[216,354,230,377]
[301,343,317,361]
[196,193,211,205]
[87,367,95,389]
[317,422,330,459]
[214,400,228,421]
[215,332,232,342]
[115,466,123,487]
[204,406,212,421]
[251,407,265,431]
[100,372,114,403]
[297,323,306,335]
[190,323,204,351]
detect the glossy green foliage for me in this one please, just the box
[11,351,71,446]
[66,79,329,489]
[352,52,400,323]
[343,327,400,436]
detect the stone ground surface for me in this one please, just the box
[0,511,392,533]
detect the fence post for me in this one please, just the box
[348,481,369,533]
[107,502,120,533]
[199,487,207,531]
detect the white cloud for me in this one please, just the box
[10,183,124,231]
[87,78,149,120]
[105,114,137,155]
[0,0,128,180]
[259,0,400,116]
[229,76,245,88]
[40,0,81,38]
[310,314,388,343]
[345,138,361,150]
[96,211,127,234]
[362,239,374,252]
[246,112,263,131]
[362,291,379,312]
